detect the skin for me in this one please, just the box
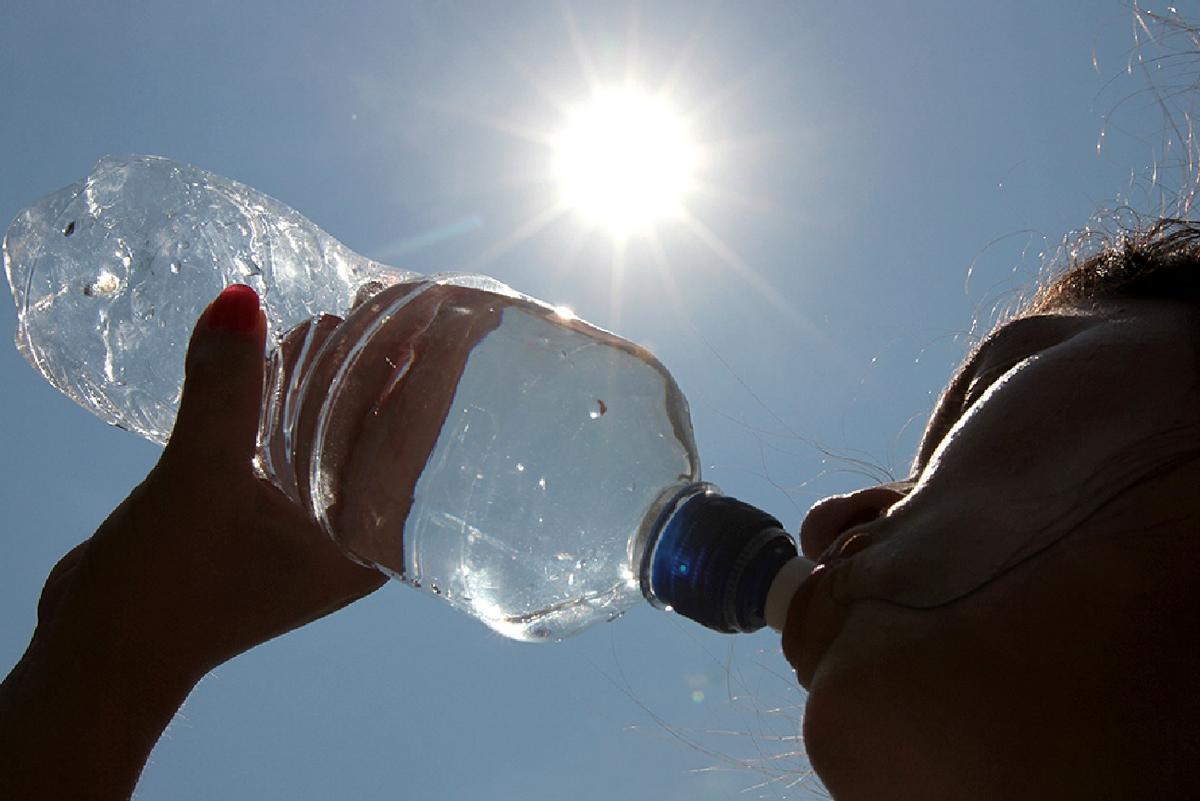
[783,299,1200,799]
[0,291,386,800]
[2,291,1196,798]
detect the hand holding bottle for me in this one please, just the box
[1,285,386,799]
[35,285,386,684]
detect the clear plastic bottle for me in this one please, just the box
[5,155,806,641]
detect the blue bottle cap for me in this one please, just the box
[644,489,796,633]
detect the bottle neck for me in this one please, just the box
[640,484,797,633]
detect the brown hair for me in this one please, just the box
[1025,218,1200,315]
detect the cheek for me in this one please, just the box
[799,600,1028,795]
[802,607,953,752]
[799,545,1159,794]
[800,607,956,798]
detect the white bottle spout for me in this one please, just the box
[765,556,816,632]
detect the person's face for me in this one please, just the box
[783,299,1200,799]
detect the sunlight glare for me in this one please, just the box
[553,88,696,237]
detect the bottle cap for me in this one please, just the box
[644,488,797,633]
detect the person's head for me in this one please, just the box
[784,219,1200,799]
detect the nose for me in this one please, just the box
[798,480,914,560]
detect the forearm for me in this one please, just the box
[0,625,197,801]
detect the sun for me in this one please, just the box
[444,21,790,332]
[552,87,696,238]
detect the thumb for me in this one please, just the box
[165,284,268,467]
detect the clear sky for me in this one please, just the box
[0,2,1185,799]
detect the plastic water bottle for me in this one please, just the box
[5,155,809,641]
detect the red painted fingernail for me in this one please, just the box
[206,284,261,335]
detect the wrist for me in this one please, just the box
[0,621,200,800]
[31,612,200,714]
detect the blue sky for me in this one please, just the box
[0,2,1184,799]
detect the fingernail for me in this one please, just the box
[206,284,261,335]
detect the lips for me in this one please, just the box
[818,527,878,565]
[782,561,859,685]
[785,484,913,688]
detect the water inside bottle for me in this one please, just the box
[260,278,700,641]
